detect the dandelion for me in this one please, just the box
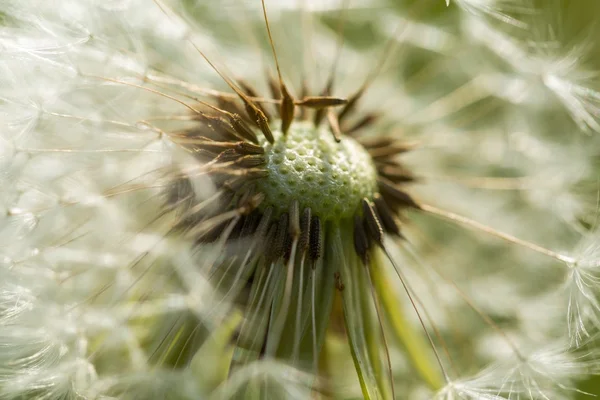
[1,0,600,399]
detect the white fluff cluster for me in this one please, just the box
[1,0,600,399]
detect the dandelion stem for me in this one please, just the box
[418,203,575,264]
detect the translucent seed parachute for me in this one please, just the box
[1,0,600,399]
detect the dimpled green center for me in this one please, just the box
[256,121,378,221]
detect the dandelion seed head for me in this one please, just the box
[2,0,600,398]
[256,121,377,219]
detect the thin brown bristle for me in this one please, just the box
[362,198,385,247]
[260,0,295,135]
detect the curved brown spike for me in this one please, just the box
[308,215,322,266]
[369,143,416,160]
[377,177,420,209]
[362,198,384,247]
[216,96,247,121]
[234,155,266,169]
[298,207,312,253]
[337,87,365,124]
[377,165,416,184]
[353,215,370,264]
[244,104,274,144]
[357,136,395,149]
[229,114,260,144]
[326,108,342,143]
[280,84,296,134]
[289,200,300,239]
[373,194,402,237]
[295,96,348,109]
[238,79,271,121]
[344,113,379,135]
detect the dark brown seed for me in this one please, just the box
[235,155,266,169]
[298,207,312,253]
[228,114,260,144]
[308,216,322,266]
[378,178,420,209]
[373,194,402,237]
[245,103,274,144]
[362,198,384,247]
[353,215,370,264]
[236,142,265,155]
[377,165,416,184]
[271,213,289,263]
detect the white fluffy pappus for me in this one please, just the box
[1,0,600,399]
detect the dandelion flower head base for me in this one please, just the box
[257,122,378,220]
